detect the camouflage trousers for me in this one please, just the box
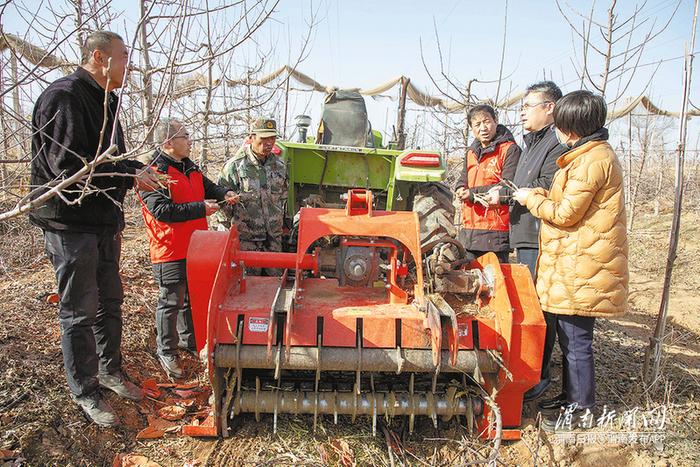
[240,236,283,277]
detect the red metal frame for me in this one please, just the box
[186,190,546,439]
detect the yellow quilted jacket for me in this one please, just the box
[525,139,628,317]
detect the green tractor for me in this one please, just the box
[277,90,459,260]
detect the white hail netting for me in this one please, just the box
[2,33,695,120]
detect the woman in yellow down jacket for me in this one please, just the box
[513,90,628,431]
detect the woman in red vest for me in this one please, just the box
[455,105,521,263]
[139,119,237,379]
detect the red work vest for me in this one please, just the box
[141,165,208,263]
[461,141,514,232]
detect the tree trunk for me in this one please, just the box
[200,0,214,173]
[395,76,410,150]
[625,113,634,229]
[0,53,10,200]
[644,0,698,386]
[73,0,85,58]
[138,0,154,147]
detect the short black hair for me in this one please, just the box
[467,104,497,126]
[553,90,607,138]
[525,81,563,103]
[81,31,124,64]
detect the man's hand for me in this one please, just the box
[134,167,160,192]
[455,187,471,201]
[224,191,240,205]
[486,186,501,205]
[204,200,220,216]
[512,188,533,206]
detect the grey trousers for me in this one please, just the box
[152,260,195,355]
[44,230,124,397]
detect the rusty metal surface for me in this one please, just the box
[233,389,484,418]
[214,345,498,373]
[433,269,488,296]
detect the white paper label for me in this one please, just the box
[248,317,269,333]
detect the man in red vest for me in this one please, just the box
[455,104,521,263]
[139,119,237,378]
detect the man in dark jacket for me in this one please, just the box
[455,105,520,262]
[508,81,567,403]
[139,119,237,379]
[30,31,159,427]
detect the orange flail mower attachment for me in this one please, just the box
[186,189,545,439]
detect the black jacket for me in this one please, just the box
[508,124,567,249]
[139,150,229,223]
[457,125,521,253]
[29,67,143,234]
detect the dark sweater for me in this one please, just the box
[29,67,143,234]
[508,125,567,249]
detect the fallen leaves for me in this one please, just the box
[175,381,199,390]
[135,425,165,440]
[141,378,162,399]
[135,379,213,441]
[156,405,186,421]
[113,453,162,467]
[328,438,355,467]
[0,449,17,459]
[173,389,197,399]
[146,415,180,432]
[45,293,59,305]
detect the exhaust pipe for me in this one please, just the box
[294,114,312,143]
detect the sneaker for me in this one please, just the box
[538,392,568,411]
[73,392,117,427]
[98,372,144,401]
[158,353,184,379]
[524,378,551,401]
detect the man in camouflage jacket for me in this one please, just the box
[214,118,288,274]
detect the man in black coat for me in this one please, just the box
[30,31,159,427]
[508,81,567,403]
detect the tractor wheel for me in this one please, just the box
[412,182,459,259]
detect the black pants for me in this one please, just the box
[557,314,596,408]
[517,247,557,381]
[44,230,124,397]
[152,260,195,356]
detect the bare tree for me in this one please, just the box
[555,0,680,106]
[0,0,303,219]
[643,0,699,387]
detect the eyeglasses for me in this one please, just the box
[171,135,191,140]
[520,101,553,111]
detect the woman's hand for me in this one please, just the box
[512,188,533,206]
